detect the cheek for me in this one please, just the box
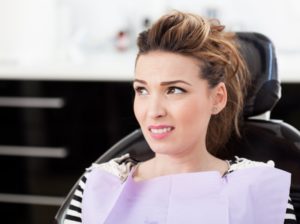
[177,97,212,127]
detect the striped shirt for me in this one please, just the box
[64,155,297,223]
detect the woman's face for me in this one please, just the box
[133,51,226,157]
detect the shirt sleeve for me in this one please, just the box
[63,173,89,224]
[284,197,297,223]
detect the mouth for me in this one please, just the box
[149,127,173,134]
[148,125,174,139]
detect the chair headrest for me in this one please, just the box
[236,32,281,117]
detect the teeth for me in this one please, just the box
[150,127,172,134]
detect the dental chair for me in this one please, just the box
[54,32,300,223]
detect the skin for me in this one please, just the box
[133,51,228,182]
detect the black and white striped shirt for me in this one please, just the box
[64,155,297,223]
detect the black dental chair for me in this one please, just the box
[54,32,300,223]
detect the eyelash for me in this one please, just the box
[166,86,186,94]
[133,86,187,95]
[134,86,148,95]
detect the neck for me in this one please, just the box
[152,149,215,176]
[134,145,229,182]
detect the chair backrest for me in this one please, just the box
[54,32,300,223]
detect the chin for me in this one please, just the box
[148,143,181,156]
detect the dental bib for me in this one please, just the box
[82,166,290,224]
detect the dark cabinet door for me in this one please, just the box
[0,80,138,224]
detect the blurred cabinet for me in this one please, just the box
[0,80,138,224]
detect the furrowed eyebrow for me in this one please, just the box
[160,80,192,86]
[133,79,147,85]
[133,79,192,86]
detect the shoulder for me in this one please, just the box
[86,153,138,181]
[225,157,293,223]
[227,156,275,173]
[225,156,291,189]
[226,157,291,204]
[63,154,138,223]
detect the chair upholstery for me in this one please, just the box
[238,32,281,117]
[54,32,300,223]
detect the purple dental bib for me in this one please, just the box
[82,166,290,224]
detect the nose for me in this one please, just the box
[148,95,167,119]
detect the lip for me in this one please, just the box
[148,125,174,140]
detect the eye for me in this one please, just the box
[134,86,149,96]
[167,86,186,94]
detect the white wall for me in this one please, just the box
[167,0,300,52]
[0,0,56,65]
[0,0,299,81]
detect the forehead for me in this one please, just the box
[135,51,201,81]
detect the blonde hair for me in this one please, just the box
[136,11,250,155]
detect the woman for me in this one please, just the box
[64,11,297,223]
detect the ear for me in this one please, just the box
[211,82,227,115]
